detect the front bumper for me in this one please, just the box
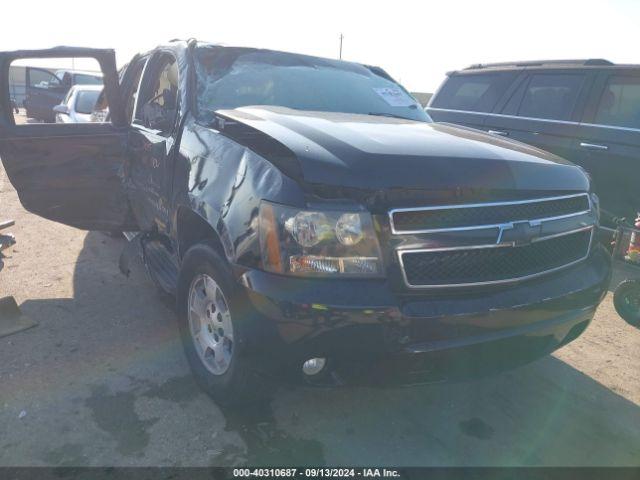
[239,244,611,384]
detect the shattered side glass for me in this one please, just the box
[194,45,429,124]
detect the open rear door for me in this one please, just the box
[0,47,137,231]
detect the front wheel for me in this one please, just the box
[613,279,640,326]
[177,241,270,406]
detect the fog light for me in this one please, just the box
[302,357,326,376]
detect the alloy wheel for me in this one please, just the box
[188,274,234,375]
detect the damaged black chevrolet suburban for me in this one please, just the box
[0,41,611,405]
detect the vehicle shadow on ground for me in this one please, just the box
[13,231,640,466]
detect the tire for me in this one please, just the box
[613,279,640,326]
[177,241,271,406]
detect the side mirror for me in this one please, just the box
[53,104,70,115]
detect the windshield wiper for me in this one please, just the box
[367,112,412,120]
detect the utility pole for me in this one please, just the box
[339,33,344,60]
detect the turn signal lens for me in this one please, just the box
[259,202,283,273]
[289,255,379,275]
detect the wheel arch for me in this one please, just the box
[175,207,226,261]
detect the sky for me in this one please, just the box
[1,0,638,93]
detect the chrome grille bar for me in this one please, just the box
[389,193,591,235]
[397,227,593,289]
[390,194,595,288]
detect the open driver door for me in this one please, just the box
[0,47,137,231]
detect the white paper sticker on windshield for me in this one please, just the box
[373,87,415,107]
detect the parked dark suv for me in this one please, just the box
[0,44,610,405]
[23,67,103,122]
[427,59,640,226]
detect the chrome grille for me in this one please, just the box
[391,194,594,288]
[390,193,590,233]
[400,228,592,288]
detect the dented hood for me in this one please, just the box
[216,106,589,193]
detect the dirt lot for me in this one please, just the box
[0,161,639,467]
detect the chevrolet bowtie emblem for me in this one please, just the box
[497,221,542,246]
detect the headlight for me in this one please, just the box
[259,201,383,277]
[285,211,332,247]
[336,213,364,246]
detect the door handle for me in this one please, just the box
[580,142,609,151]
[488,130,509,137]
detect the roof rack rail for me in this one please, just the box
[464,59,614,70]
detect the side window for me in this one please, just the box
[501,78,527,115]
[517,74,585,121]
[10,58,109,125]
[124,59,147,122]
[28,68,61,90]
[594,76,640,129]
[72,73,103,85]
[134,55,179,136]
[74,90,101,115]
[430,73,515,113]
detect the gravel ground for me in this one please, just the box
[0,160,639,467]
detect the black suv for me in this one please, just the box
[427,59,640,225]
[23,67,103,122]
[0,44,610,405]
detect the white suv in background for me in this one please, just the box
[54,84,102,123]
